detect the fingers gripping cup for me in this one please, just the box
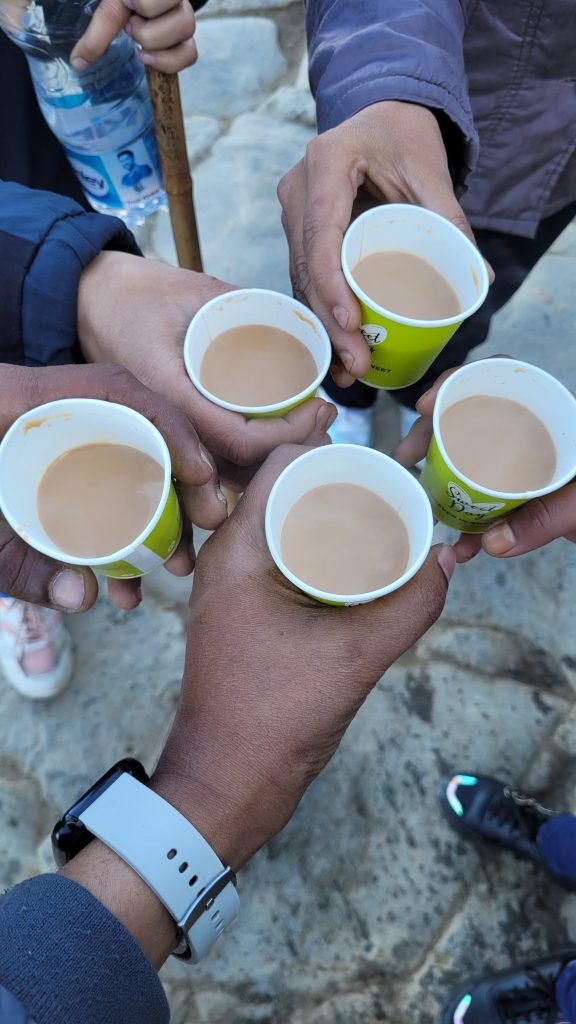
[265,445,433,606]
[342,204,489,390]
[421,358,576,533]
[0,399,182,579]
[184,288,331,418]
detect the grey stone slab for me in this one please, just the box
[179,19,287,120]
[399,873,570,1022]
[184,115,223,166]
[549,217,576,256]
[259,84,316,126]
[157,645,565,1019]
[151,113,314,290]
[0,594,185,820]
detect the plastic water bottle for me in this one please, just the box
[0,0,166,226]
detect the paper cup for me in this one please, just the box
[342,204,489,390]
[184,288,331,418]
[265,444,433,606]
[0,399,182,579]
[421,358,576,533]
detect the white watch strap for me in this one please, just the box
[79,773,240,962]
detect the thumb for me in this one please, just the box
[0,520,99,612]
[70,0,130,67]
[482,482,576,558]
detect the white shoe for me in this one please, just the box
[0,598,73,699]
[319,389,374,447]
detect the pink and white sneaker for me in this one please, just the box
[0,598,73,699]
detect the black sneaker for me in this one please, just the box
[440,949,576,1023]
[439,772,576,891]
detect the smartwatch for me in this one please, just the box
[52,759,240,962]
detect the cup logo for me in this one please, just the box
[361,324,388,347]
[447,482,505,518]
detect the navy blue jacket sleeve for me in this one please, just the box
[306,0,479,190]
[0,875,169,1024]
[0,181,141,368]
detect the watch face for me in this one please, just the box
[51,758,148,866]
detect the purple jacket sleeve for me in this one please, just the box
[306,0,479,187]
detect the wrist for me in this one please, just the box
[151,717,301,871]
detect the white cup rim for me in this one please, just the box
[184,288,332,415]
[265,444,434,604]
[432,357,576,500]
[0,398,173,566]
[341,203,490,328]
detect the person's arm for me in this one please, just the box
[0,181,140,368]
[0,182,335,493]
[0,444,456,1024]
[278,1,487,387]
[306,0,476,177]
[395,367,576,562]
[0,363,226,611]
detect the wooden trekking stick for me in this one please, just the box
[145,68,203,273]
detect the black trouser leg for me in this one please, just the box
[322,202,576,410]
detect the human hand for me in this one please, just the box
[0,363,226,612]
[278,101,490,388]
[77,252,337,490]
[70,0,197,72]
[395,365,576,563]
[151,444,456,870]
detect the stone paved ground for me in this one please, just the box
[2,2,576,1022]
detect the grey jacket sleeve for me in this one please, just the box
[0,875,169,1024]
[306,0,479,187]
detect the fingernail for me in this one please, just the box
[436,545,456,583]
[332,306,350,330]
[217,487,228,508]
[199,445,213,477]
[124,20,133,36]
[416,387,433,411]
[340,351,354,374]
[140,51,156,66]
[316,404,336,429]
[134,582,142,605]
[483,523,515,555]
[50,569,86,611]
[71,56,89,70]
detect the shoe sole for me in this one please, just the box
[438,782,576,893]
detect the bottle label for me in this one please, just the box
[64,124,163,210]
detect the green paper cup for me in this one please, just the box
[184,288,331,419]
[341,204,489,389]
[421,357,576,533]
[0,399,182,579]
[265,444,433,606]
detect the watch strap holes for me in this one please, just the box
[188,874,198,887]
[167,848,177,859]
[178,861,189,874]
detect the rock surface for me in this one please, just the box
[3,1,576,1021]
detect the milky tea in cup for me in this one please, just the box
[265,445,433,606]
[341,204,489,390]
[184,289,331,419]
[0,399,182,578]
[421,358,576,533]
